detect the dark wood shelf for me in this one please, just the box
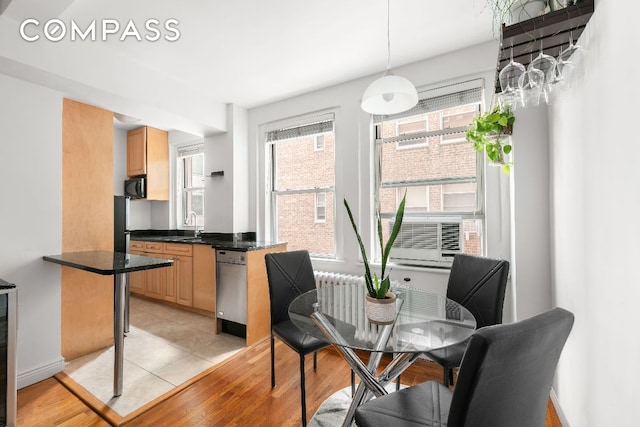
[495,0,595,93]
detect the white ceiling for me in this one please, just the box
[0,0,497,133]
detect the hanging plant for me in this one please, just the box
[486,0,550,35]
[466,104,515,174]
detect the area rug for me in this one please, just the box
[309,383,406,426]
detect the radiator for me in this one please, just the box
[313,271,448,350]
[314,271,402,346]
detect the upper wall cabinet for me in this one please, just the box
[127,126,169,200]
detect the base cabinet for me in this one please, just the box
[129,241,213,313]
[128,246,146,294]
[175,255,193,306]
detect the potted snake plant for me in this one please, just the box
[344,193,406,324]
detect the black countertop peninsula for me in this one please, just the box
[130,230,285,252]
[42,250,174,275]
[42,250,174,397]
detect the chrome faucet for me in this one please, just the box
[187,211,199,237]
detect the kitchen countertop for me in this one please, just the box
[42,251,174,275]
[130,232,285,252]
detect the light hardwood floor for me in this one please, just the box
[18,338,562,426]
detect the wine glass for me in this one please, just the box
[498,47,525,109]
[518,60,545,108]
[558,32,587,63]
[556,32,587,82]
[528,43,557,104]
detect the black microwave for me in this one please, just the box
[125,177,146,199]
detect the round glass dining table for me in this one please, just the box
[289,284,476,427]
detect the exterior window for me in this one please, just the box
[396,117,428,149]
[267,113,335,257]
[374,81,484,260]
[315,193,326,222]
[441,110,477,144]
[177,144,205,229]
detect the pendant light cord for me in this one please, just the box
[386,0,391,72]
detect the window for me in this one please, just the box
[177,144,205,229]
[396,117,428,149]
[374,80,484,263]
[441,110,477,144]
[315,193,327,222]
[267,112,335,257]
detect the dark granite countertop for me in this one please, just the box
[43,251,174,275]
[130,230,285,252]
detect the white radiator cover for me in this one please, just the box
[313,271,447,348]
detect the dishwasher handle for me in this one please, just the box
[216,250,246,265]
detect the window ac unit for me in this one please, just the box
[390,219,462,267]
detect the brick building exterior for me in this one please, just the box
[273,103,482,259]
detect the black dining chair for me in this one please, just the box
[265,250,331,427]
[427,253,509,387]
[355,307,575,427]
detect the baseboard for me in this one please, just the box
[550,388,570,427]
[18,358,65,389]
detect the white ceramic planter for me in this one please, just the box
[365,292,397,325]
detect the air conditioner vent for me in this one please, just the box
[442,223,461,251]
[395,223,437,250]
[391,219,463,267]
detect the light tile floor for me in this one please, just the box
[64,295,245,417]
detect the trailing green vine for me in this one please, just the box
[465,105,515,174]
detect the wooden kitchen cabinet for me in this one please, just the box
[128,244,146,294]
[165,243,193,307]
[126,127,146,176]
[193,245,216,312]
[126,126,169,200]
[128,240,209,312]
[145,251,166,299]
[175,255,193,306]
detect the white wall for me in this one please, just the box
[510,105,552,321]
[549,1,640,425]
[248,41,510,296]
[204,104,250,233]
[0,74,66,387]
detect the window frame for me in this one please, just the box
[395,116,429,150]
[266,111,337,258]
[372,80,486,261]
[176,144,205,230]
[315,192,327,223]
[440,110,477,145]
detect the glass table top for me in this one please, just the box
[289,284,476,353]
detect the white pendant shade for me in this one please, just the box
[361,74,419,115]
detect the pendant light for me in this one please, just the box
[361,0,418,115]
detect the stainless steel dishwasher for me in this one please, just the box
[216,250,247,330]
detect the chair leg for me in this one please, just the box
[300,354,307,427]
[313,351,317,370]
[396,374,401,391]
[351,370,355,396]
[270,335,276,388]
[443,366,452,387]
